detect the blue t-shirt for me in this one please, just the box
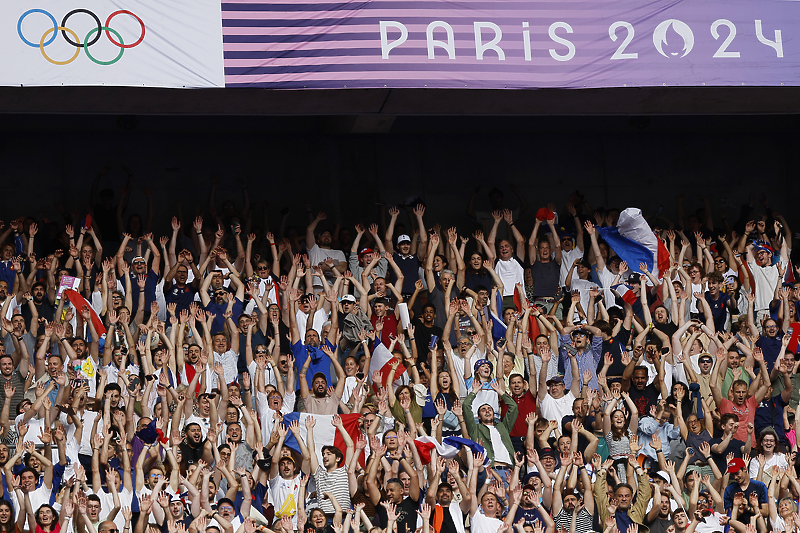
[756,333,785,373]
[755,393,788,442]
[205,298,244,334]
[515,506,548,525]
[121,270,160,313]
[704,292,731,333]
[723,480,768,520]
[292,339,336,390]
[164,283,198,315]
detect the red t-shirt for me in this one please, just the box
[719,396,757,442]
[371,313,400,346]
[501,390,537,437]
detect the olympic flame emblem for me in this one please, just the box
[17,9,145,65]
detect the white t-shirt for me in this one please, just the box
[469,388,500,421]
[596,267,619,310]
[694,512,726,533]
[340,376,358,404]
[749,453,788,482]
[559,247,585,286]
[308,245,347,289]
[470,508,504,533]
[295,309,330,338]
[748,258,789,311]
[136,486,176,524]
[15,414,45,447]
[256,391,295,444]
[248,361,279,390]
[569,278,597,319]
[450,351,481,399]
[97,487,135,530]
[269,474,302,527]
[211,350,239,387]
[13,485,52,528]
[186,414,212,438]
[60,409,103,456]
[770,515,787,532]
[539,391,576,427]
[494,257,524,297]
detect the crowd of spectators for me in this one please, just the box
[0,173,796,533]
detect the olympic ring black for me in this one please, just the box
[60,9,102,48]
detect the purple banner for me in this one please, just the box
[222,0,800,89]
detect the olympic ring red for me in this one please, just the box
[104,10,145,49]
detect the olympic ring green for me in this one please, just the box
[83,26,124,65]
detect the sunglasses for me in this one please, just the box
[256,350,267,354]
[257,266,269,270]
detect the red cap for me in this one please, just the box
[536,207,556,221]
[358,247,374,257]
[727,457,746,474]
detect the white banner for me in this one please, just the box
[3,0,224,87]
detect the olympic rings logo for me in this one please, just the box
[17,9,145,66]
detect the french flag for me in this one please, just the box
[63,289,107,336]
[282,412,365,468]
[597,208,670,279]
[413,436,488,465]
[368,343,405,390]
[513,285,541,340]
[612,284,638,306]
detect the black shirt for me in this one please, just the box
[710,436,746,474]
[377,497,419,533]
[412,318,443,354]
[530,260,559,298]
[596,327,632,377]
[628,384,661,417]
[22,299,55,330]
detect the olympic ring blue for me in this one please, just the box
[18,9,58,48]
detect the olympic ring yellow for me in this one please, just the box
[39,27,81,65]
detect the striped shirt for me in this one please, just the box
[314,465,351,513]
[554,507,594,533]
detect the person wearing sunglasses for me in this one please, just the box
[163,250,201,316]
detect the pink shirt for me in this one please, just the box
[719,397,757,442]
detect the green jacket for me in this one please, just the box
[593,467,652,533]
[463,391,518,466]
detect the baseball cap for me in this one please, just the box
[571,328,590,338]
[698,353,713,363]
[217,497,235,510]
[727,457,746,474]
[655,471,671,483]
[540,447,557,458]
[358,247,374,258]
[397,234,411,244]
[341,294,357,303]
[312,372,327,383]
[546,375,565,386]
